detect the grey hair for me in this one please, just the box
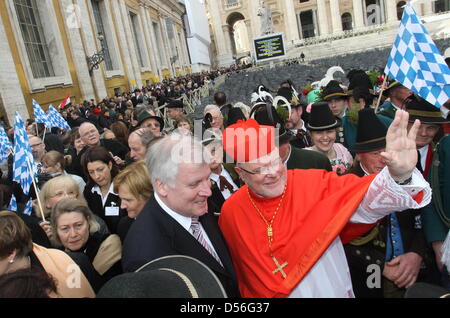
[203,104,221,116]
[146,134,206,188]
[131,128,156,149]
[50,198,100,248]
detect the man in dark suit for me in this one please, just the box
[344,108,431,298]
[122,135,240,297]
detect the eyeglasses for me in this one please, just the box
[30,142,42,148]
[238,157,283,175]
[145,122,160,128]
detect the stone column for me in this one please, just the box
[284,0,300,42]
[76,0,107,100]
[423,1,433,16]
[245,19,254,51]
[316,0,329,35]
[118,0,142,88]
[329,0,343,33]
[352,0,365,29]
[140,4,158,74]
[222,24,233,55]
[385,0,398,23]
[206,0,232,66]
[412,2,423,16]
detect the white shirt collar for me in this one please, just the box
[154,192,192,232]
[359,162,371,176]
[91,183,117,207]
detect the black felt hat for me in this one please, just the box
[97,255,227,298]
[352,108,387,153]
[382,80,403,97]
[404,95,450,124]
[277,86,302,108]
[252,102,293,144]
[137,111,165,130]
[347,70,375,96]
[166,99,184,109]
[306,102,341,131]
[322,80,349,101]
[226,107,246,127]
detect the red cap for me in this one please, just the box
[223,119,275,163]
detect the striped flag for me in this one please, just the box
[47,105,71,130]
[8,194,17,212]
[23,198,33,216]
[32,99,51,127]
[12,112,35,195]
[384,2,450,107]
[58,95,71,109]
[0,125,12,162]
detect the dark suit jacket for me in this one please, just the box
[287,146,333,171]
[344,162,431,297]
[207,164,241,215]
[122,195,240,297]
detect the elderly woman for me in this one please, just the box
[37,175,109,243]
[174,114,193,136]
[0,211,95,297]
[41,150,86,194]
[51,198,122,281]
[203,104,224,131]
[113,161,153,242]
[66,127,86,177]
[305,102,353,175]
[82,146,126,234]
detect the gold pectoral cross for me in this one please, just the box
[271,256,288,279]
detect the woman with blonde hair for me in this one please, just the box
[41,150,86,194]
[51,198,122,282]
[113,161,153,241]
[37,175,108,243]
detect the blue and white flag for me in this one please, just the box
[12,112,35,195]
[23,198,33,216]
[32,99,51,127]
[384,3,450,108]
[47,105,71,130]
[8,194,17,212]
[0,125,12,162]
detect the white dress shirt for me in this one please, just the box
[210,165,239,200]
[154,192,219,256]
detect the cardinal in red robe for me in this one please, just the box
[218,111,430,298]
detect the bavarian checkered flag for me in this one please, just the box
[12,112,35,195]
[47,105,71,130]
[0,125,12,162]
[384,2,450,108]
[32,99,51,127]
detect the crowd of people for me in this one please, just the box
[0,62,449,299]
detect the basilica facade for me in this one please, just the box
[205,0,450,66]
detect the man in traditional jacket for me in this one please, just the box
[218,110,431,298]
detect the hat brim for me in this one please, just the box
[306,118,341,131]
[382,82,402,97]
[324,93,349,101]
[136,255,227,298]
[352,138,386,153]
[408,115,450,124]
[139,115,165,130]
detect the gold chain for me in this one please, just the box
[247,182,287,254]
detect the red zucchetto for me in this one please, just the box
[222,119,275,163]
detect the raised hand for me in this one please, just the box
[381,110,420,182]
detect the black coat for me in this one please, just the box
[207,164,241,215]
[122,195,240,298]
[344,162,432,297]
[286,146,332,171]
[83,184,127,234]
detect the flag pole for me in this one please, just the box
[374,76,388,113]
[25,157,45,222]
[42,126,47,143]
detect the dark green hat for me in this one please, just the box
[352,108,387,153]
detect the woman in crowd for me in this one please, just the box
[110,121,130,150]
[82,146,126,234]
[37,175,109,243]
[66,127,86,176]
[41,150,86,194]
[174,114,193,136]
[51,198,122,282]
[0,211,95,297]
[305,102,353,175]
[113,161,153,242]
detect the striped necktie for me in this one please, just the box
[190,217,223,266]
